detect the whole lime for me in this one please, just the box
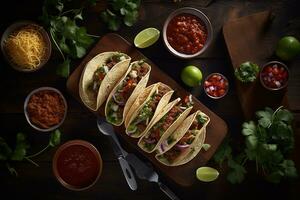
[181,65,203,87]
[275,36,300,61]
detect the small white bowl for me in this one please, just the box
[24,87,67,132]
[163,7,213,59]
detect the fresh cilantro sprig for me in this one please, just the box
[101,0,141,31]
[0,130,61,176]
[41,0,96,77]
[234,61,260,83]
[213,106,297,184]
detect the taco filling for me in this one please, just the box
[160,112,208,163]
[106,61,150,124]
[127,85,170,136]
[88,53,128,96]
[141,96,194,151]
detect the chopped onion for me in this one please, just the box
[160,140,168,153]
[111,103,119,111]
[180,106,187,110]
[145,117,149,125]
[175,143,190,150]
[144,137,156,144]
[127,126,137,135]
[189,94,193,103]
[113,94,125,106]
[120,56,126,61]
[103,65,109,73]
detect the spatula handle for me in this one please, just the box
[158,181,180,200]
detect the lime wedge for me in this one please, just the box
[134,28,160,48]
[196,167,219,182]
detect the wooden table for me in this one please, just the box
[0,0,299,199]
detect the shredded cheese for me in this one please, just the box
[4,25,46,70]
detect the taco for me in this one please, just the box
[105,60,151,126]
[79,52,131,111]
[155,110,210,166]
[125,82,173,138]
[138,96,194,153]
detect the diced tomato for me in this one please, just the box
[261,63,288,89]
[204,73,228,98]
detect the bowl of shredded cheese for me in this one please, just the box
[1,21,51,72]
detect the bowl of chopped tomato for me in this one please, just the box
[163,7,213,59]
[204,73,229,99]
[260,61,289,91]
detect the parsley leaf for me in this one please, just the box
[227,159,247,184]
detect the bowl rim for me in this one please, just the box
[24,87,68,132]
[52,140,103,191]
[162,7,213,59]
[259,60,289,91]
[0,20,52,72]
[203,72,229,99]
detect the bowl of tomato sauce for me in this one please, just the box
[204,73,229,99]
[163,7,213,59]
[260,61,289,91]
[53,140,103,191]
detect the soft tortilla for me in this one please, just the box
[79,52,131,111]
[138,98,193,153]
[105,61,151,126]
[155,110,210,166]
[125,82,173,138]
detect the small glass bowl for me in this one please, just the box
[259,61,289,91]
[24,87,67,132]
[203,73,229,99]
[162,7,213,59]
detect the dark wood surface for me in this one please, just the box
[66,33,228,186]
[223,10,288,119]
[0,0,300,200]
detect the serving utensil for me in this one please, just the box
[125,153,180,200]
[96,117,137,191]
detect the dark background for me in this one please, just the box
[0,0,299,199]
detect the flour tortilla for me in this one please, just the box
[155,110,210,166]
[125,82,173,138]
[79,52,131,111]
[105,61,151,126]
[138,98,193,153]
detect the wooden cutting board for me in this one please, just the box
[223,11,289,120]
[66,33,228,187]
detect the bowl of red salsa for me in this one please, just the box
[260,61,289,91]
[53,140,103,191]
[163,7,213,59]
[204,73,229,99]
[24,87,67,132]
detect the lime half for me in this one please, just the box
[196,167,219,182]
[134,28,160,48]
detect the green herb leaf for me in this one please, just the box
[202,144,211,151]
[256,107,273,128]
[227,159,246,184]
[266,170,284,183]
[0,137,12,161]
[213,139,232,165]
[242,121,256,136]
[49,129,61,147]
[280,160,298,178]
[10,133,30,161]
[234,61,259,83]
[56,59,70,78]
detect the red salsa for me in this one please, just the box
[167,13,207,54]
[56,144,100,188]
[260,63,288,89]
[204,73,228,98]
